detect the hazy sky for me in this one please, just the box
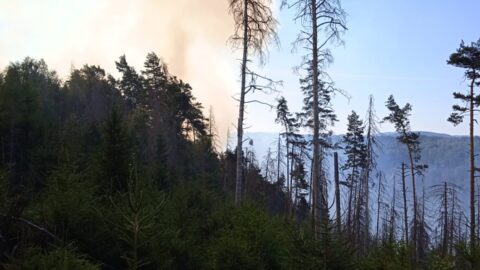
[1,0,479,140]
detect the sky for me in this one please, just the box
[1,0,480,142]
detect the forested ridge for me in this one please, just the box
[0,55,298,269]
[1,0,480,269]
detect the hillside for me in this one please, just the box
[245,131,479,204]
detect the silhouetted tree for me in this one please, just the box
[282,0,346,243]
[383,95,422,263]
[228,0,279,206]
[363,95,380,251]
[342,111,367,250]
[447,39,480,253]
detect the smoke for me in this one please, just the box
[0,0,238,146]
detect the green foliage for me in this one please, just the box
[358,241,410,270]
[30,165,98,238]
[425,254,454,270]
[113,162,166,269]
[3,246,99,270]
[3,54,475,269]
[207,204,292,270]
[342,110,367,179]
[98,106,131,193]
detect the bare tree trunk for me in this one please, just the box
[407,149,417,263]
[235,0,249,207]
[347,176,353,237]
[354,178,363,254]
[442,182,448,258]
[265,148,271,181]
[353,173,360,247]
[310,0,321,240]
[389,176,397,242]
[334,152,341,234]
[401,163,409,245]
[376,172,382,239]
[477,185,480,241]
[364,169,370,250]
[277,134,281,183]
[450,192,456,256]
[308,159,315,213]
[286,141,291,214]
[347,166,356,239]
[289,144,295,216]
[469,76,476,250]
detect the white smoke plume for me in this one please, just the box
[0,0,239,145]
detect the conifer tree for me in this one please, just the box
[116,55,145,108]
[342,111,367,250]
[99,106,130,193]
[384,95,423,263]
[282,0,346,240]
[447,39,480,252]
[275,96,302,212]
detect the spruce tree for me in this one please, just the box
[342,111,367,250]
[99,106,130,193]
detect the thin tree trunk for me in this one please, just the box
[286,141,290,213]
[442,182,448,258]
[235,0,249,207]
[401,163,409,245]
[334,152,341,234]
[364,169,370,250]
[407,148,417,263]
[308,156,315,213]
[347,176,353,237]
[310,0,321,240]
[265,148,271,181]
[277,134,281,183]
[450,192,456,256]
[390,176,396,242]
[477,185,480,241]
[289,144,295,216]
[469,75,476,250]
[376,172,382,239]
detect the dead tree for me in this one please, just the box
[375,171,385,240]
[363,95,380,250]
[430,181,463,258]
[282,0,346,241]
[229,0,279,206]
[334,152,341,234]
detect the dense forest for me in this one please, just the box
[1,0,480,269]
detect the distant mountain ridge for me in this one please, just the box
[241,131,480,207]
